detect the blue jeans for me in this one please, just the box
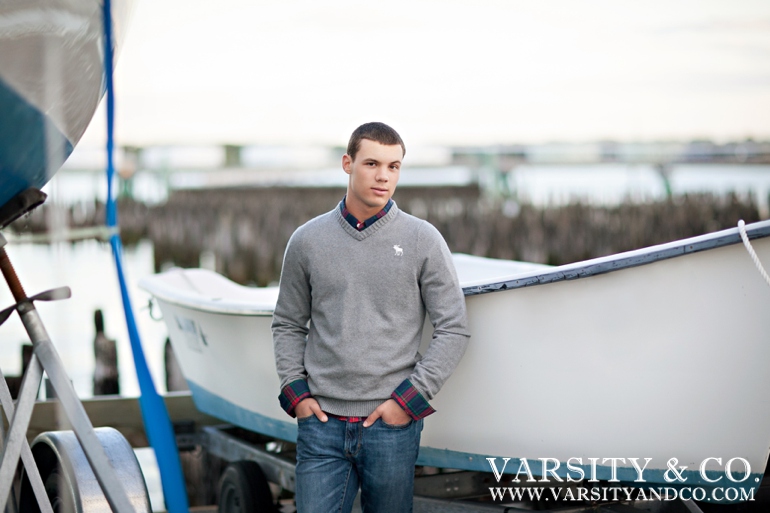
[294,415,423,513]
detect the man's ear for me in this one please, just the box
[342,154,352,175]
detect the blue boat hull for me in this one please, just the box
[0,76,74,209]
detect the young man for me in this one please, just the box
[272,122,470,513]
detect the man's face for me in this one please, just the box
[342,139,403,217]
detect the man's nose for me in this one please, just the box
[375,165,389,181]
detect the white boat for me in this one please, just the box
[139,220,770,497]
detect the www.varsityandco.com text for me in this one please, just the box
[486,457,757,503]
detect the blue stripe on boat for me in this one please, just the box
[185,379,761,502]
[188,379,300,442]
[0,76,73,209]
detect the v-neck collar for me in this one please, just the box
[339,197,394,231]
[334,200,399,241]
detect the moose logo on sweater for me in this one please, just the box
[393,245,404,256]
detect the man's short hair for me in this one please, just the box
[346,122,406,161]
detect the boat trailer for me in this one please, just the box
[0,195,151,513]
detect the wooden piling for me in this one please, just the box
[165,338,188,393]
[93,309,119,396]
[146,187,760,285]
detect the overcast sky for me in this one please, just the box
[80,0,770,148]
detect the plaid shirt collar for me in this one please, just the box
[339,196,393,231]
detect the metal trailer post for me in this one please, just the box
[0,232,136,512]
[0,363,53,513]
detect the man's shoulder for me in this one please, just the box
[290,209,338,241]
[395,210,444,242]
[394,208,429,230]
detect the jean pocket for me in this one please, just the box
[380,418,413,429]
[297,414,318,424]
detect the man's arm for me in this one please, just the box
[392,223,470,420]
[272,231,314,417]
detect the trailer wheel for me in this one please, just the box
[218,460,276,513]
[43,468,76,513]
[18,427,151,513]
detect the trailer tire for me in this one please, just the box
[18,427,151,513]
[43,468,76,513]
[218,460,276,513]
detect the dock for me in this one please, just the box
[27,392,218,448]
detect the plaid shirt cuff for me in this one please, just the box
[391,379,436,420]
[279,379,312,417]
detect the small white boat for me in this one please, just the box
[139,220,770,498]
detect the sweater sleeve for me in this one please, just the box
[404,223,470,406]
[272,230,313,415]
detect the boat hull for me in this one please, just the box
[141,222,770,497]
[434,237,770,486]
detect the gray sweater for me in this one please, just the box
[272,202,470,417]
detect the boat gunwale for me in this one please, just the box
[462,218,770,296]
[138,270,277,316]
[150,297,275,317]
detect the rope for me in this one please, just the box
[737,220,770,288]
[101,1,190,511]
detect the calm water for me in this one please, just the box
[507,163,770,213]
[0,239,167,398]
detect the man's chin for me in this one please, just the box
[364,198,390,209]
